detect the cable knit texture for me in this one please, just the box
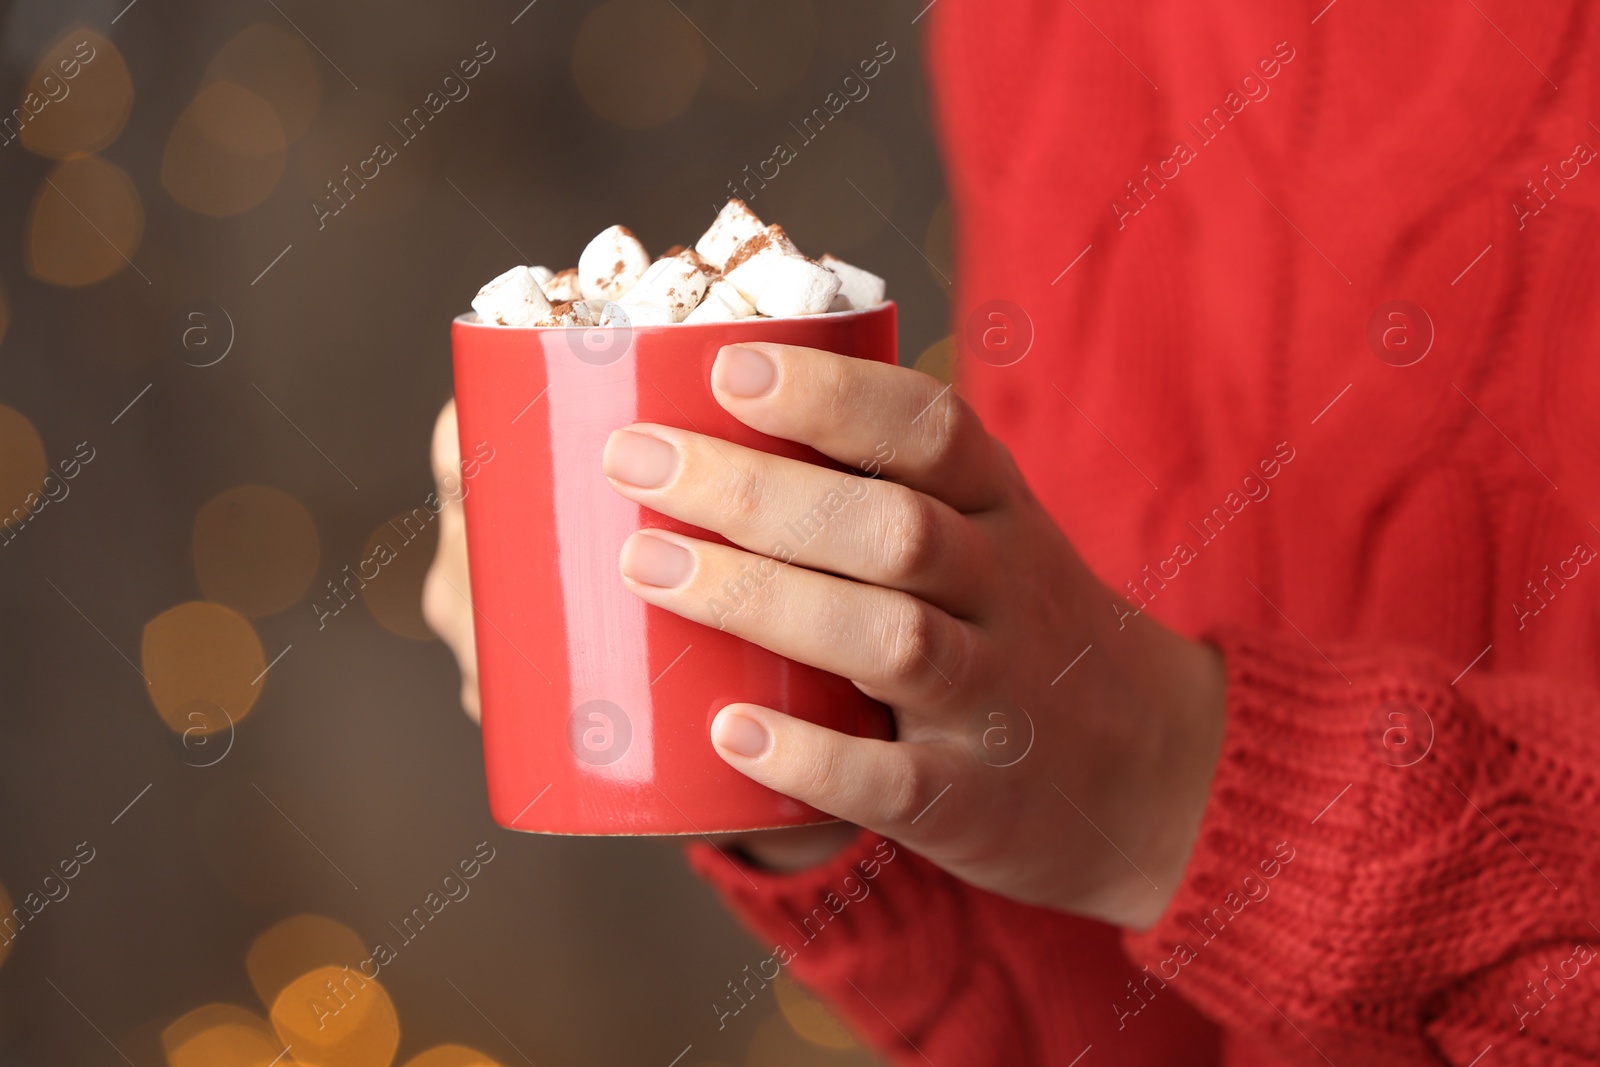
[689,0,1600,1063]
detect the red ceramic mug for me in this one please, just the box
[451,303,898,835]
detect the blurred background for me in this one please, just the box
[0,0,952,1064]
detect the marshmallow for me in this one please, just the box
[682,279,756,324]
[530,265,555,286]
[695,199,765,271]
[541,299,602,327]
[542,268,581,302]
[653,244,718,279]
[684,248,719,278]
[620,252,710,322]
[724,226,840,318]
[472,265,552,326]
[600,301,673,327]
[578,225,651,302]
[726,223,800,266]
[820,254,886,311]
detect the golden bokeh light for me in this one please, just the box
[572,0,706,129]
[914,334,955,383]
[194,485,321,617]
[17,28,133,159]
[400,1046,504,1067]
[271,965,399,1067]
[163,1004,284,1067]
[0,405,47,528]
[687,0,816,101]
[745,1011,877,1066]
[141,601,265,733]
[26,155,144,287]
[774,976,856,1050]
[360,514,439,641]
[247,914,368,1010]
[161,81,287,217]
[206,23,322,142]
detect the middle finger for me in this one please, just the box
[602,423,993,618]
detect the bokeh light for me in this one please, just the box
[193,485,321,617]
[0,405,47,525]
[248,914,369,1010]
[400,1046,504,1067]
[572,0,706,129]
[26,155,144,286]
[161,81,287,216]
[360,514,439,641]
[163,1004,284,1067]
[746,1011,877,1066]
[774,975,856,1050]
[687,0,815,101]
[271,965,400,1067]
[17,28,133,159]
[141,601,265,733]
[205,23,322,142]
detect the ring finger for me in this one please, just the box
[617,529,979,708]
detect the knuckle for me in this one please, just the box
[806,734,856,804]
[878,488,940,584]
[877,751,930,828]
[879,597,938,688]
[715,464,767,530]
[920,391,974,472]
[819,355,856,426]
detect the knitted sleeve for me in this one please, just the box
[1123,628,1600,1065]
[686,828,1219,1065]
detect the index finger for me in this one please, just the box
[710,343,1009,513]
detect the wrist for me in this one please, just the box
[1092,601,1228,929]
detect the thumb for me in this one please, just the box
[710,703,953,838]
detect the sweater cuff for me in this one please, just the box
[1120,626,1459,1042]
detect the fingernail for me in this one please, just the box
[713,346,776,397]
[619,532,694,588]
[604,429,678,488]
[711,708,770,758]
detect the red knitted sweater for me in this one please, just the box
[689,2,1600,1063]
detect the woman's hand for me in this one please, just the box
[602,344,1227,929]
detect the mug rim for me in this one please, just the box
[452,300,893,330]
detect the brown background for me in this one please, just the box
[0,0,952,1064]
